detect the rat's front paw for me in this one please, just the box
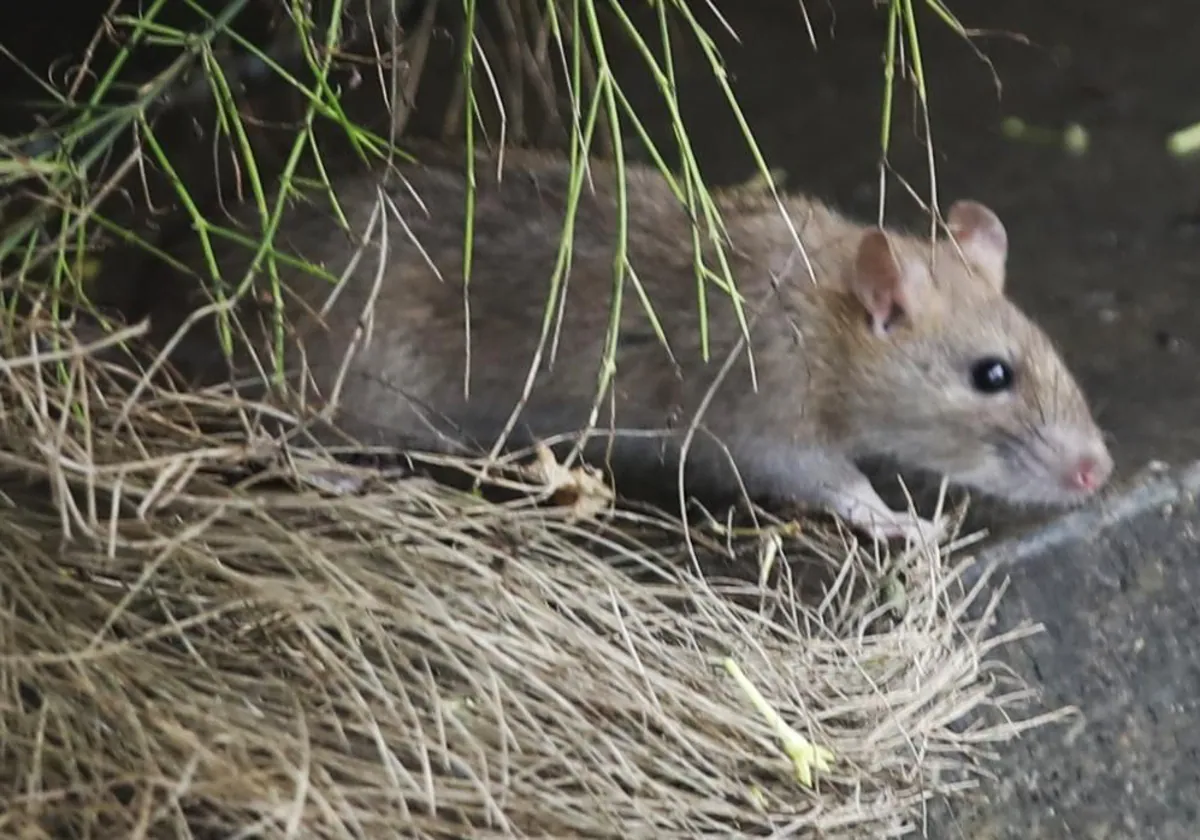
[805,469,950,548]
[852,508,947,546]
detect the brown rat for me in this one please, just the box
[101,148,1113,542]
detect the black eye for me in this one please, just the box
[970,357,1015,393]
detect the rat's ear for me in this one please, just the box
[947,200,1007,291]
[852,229,921,336]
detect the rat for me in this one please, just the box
[95,147,1113,543]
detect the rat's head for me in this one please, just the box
[838,199,1112,508]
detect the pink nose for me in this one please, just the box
[1068,453,1112,493]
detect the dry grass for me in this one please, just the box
[0,312,1066,840]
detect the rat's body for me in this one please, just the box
[104,148,1112,541]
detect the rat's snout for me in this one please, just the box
[1066,451,1113,493]
[991,422,1115,507]
[1060,440,1114,497]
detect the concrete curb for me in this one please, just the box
[929,460,1200,838]
[963,459,1200,587]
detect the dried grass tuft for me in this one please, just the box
[0,315,1066,839]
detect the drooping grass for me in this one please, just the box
[1,0,983,399]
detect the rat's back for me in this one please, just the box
[136,152,763,457]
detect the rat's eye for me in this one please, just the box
[970,357,1015,394]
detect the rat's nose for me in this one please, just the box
[1067,449,1113,494]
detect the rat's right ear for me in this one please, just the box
[852,229,918,336]
[947,200,1008,291]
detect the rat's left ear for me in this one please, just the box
[852,228,931,336]
[947,200,1008,292]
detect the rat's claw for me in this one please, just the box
[826,485,949,547]
[861,510,947,547]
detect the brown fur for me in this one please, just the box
[104,148,1113,539]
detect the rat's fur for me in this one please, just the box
[98,149,1112,541]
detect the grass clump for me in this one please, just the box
[0,321,1067,838]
